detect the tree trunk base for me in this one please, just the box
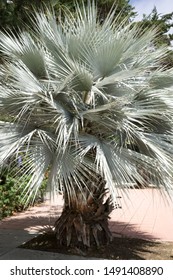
[54,197,113,249]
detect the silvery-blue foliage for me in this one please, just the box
[0,2,173,204]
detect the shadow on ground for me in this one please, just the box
[1,206,173,260]
[19,219,161,260]
[0,206,61,232]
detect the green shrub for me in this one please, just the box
[0,176,47,220]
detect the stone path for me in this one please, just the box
[0,189,173,259]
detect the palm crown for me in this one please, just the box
[0,2,173,207]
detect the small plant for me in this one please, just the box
[0,175,47,220]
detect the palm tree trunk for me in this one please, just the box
[54,175,114,248]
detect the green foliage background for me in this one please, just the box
[0,175,47,219]
[0,0,135,30]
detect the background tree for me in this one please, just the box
[97,0,136,22]
[0,0,136,30]
[55,0,136,22]
[133,6,173,69]
[0,0,55,30]
[138,6,173,47]
[0,0,15,29]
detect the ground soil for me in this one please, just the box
[20,231,173,260]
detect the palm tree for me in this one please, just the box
[0,1,173,248]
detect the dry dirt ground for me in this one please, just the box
[20,231,173,260]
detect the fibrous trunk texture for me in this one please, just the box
[54,176,115,248]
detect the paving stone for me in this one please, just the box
[0,190,173,260]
